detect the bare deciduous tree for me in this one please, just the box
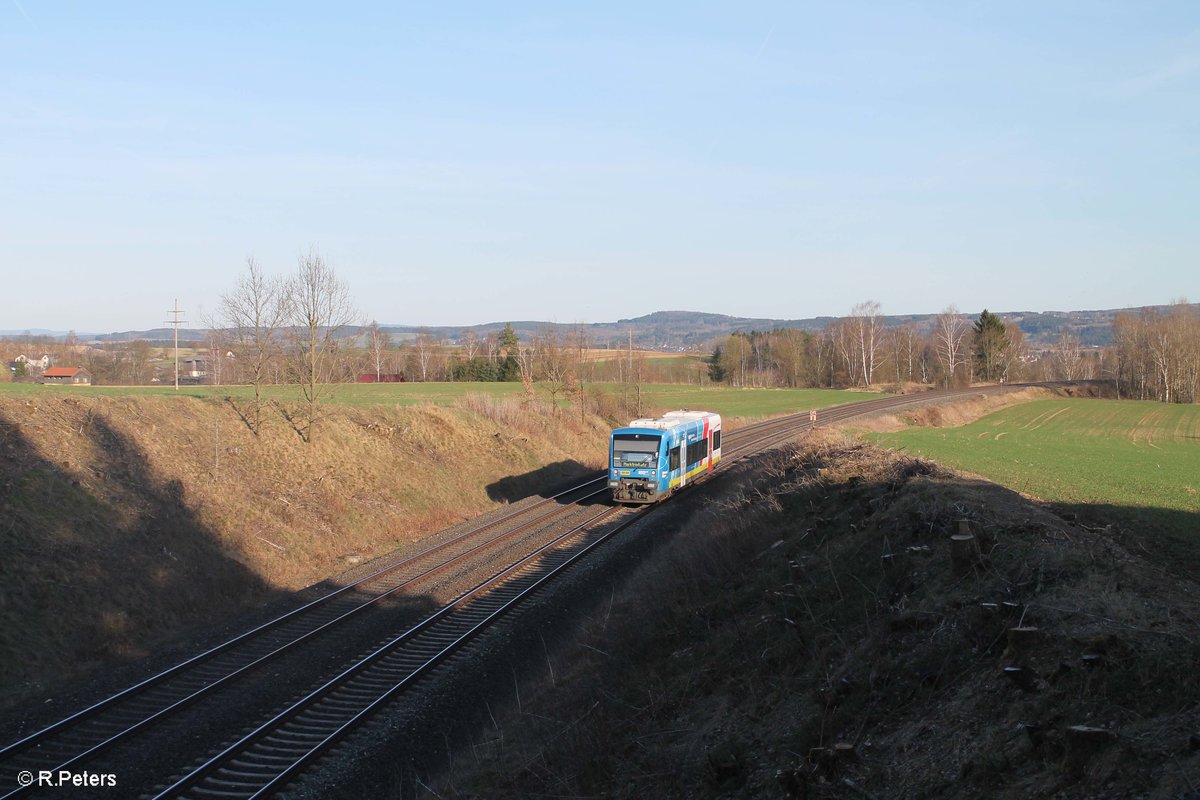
[934,306,968,387]
[205,327,226,386]
[286,249,358,442]
[1002,322,1028,382]
[221,257,290,433]
[888,324,919,384]
[366,320,390,381]
[719,333,752,387]
[1054,331,1084,381]
[850,300,884,386]
[828,318,860,387]
[413,332,437,381]
[516,338,537,394]
[773,329,809,388]
[814,329,835,387]
[536,328,574,414]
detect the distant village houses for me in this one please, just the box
[8,353,53,381]
[182,357,209,384]
[16,354,51,370]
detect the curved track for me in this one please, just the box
[0,382,1056,798]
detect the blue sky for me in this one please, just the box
[2,1,1197,332]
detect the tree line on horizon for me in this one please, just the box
[703,300,1199,405]
[4,256,1198,410]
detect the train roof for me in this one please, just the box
[618,409,720,432]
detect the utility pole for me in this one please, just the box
[165,299,188,390]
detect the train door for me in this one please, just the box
[711,419,722,468]
[678,439,687,487]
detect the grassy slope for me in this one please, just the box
[870,398,1200,533]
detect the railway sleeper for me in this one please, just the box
[286,721,342,735]
[345,675,401,689]
[327,688,383,701]
[260,734,321,750]
[254,741,314,756]
[213,766,281,781]
[270,729,328,743]
[198,775,261,790]
[301,709,355,722]
[229,754,295,767]
[189,787,259,799]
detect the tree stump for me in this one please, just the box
[1063,725,1116,776]
[950,533,980,574]
[1004,626,1040,661]
[1003,666,1037,692]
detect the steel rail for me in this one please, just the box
[0,481,609,798]
[0,489,613,798]
[156,384,1009,798]
[154,388,1022,797]
[153,506,628,799]
[2,381,1066,798]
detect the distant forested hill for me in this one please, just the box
[365,304,1196,350]
[46,303,1200,350]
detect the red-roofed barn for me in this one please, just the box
[42,367,92,386]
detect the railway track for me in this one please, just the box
[0,382,1051,798]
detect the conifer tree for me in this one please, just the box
[973,309,1010,382]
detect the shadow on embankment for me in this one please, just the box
[0,410,281,706]
[1048,500,1200,577]
[389,442,1200,800]
[486,459,598,503]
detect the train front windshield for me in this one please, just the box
[612,434,661,467]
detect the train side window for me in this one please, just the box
[712,430,721,450]
[669,448,680,471]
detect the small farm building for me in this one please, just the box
[42,367,92,385]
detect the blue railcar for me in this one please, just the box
[609,410,722,504]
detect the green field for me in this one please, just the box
[0,381,886,420]
[595,384,886,420]
[872,398,1200,532]
[0,381,532,406]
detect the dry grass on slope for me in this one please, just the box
[439,434,1200,799]
[849,387,1052,433]
[0,393,608,706]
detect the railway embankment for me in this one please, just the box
[431,432,1200,799]
[0,392,608,712]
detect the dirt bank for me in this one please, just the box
[0,393,608,706]
[433,434,1200,799]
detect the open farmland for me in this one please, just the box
[0,381,885,418]
[872,398,1200,537]
[590,383,887,419]
[0,381,535,406]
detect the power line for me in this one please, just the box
[164,299,188,390]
